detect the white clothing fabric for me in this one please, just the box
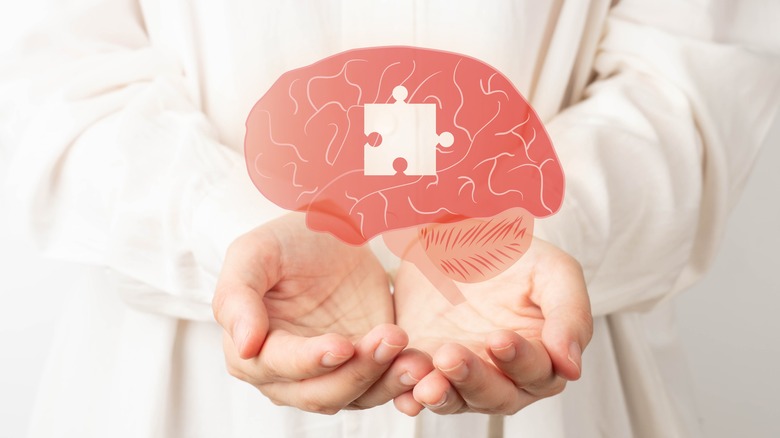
[2,0,779,437]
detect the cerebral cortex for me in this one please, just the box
[245,46,564,285]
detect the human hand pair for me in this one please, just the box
[212,214,592,416]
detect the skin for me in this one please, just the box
[212,213,592,416]
[212,214,433,414]
[392,238,593,415]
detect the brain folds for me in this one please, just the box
[245,46,564,246]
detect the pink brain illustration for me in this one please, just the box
[245,46,564,296]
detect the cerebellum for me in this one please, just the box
[419,208,533,283]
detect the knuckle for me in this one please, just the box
[260,396,287,406]
[425,395,462,415]
[459,378,490,401]
[524,376,567,398]
[502,404,523,416]
[348,398,371,410]
[544,378,567,397]
[300,397,342,415]
[570,306,594,330]
[319,407,341,416]
[226,363,239,378]
[225,362,246,381]
[473,404,505,416]
[254,384,292,406]
[503,398,532,415]
[548,305,594,345]
[572,308,594,343]
[573,303,593,325]
[584,310,595,338]
[470,394,523,416]
[345,366,378,388]
[298,398,321,413]
[263,367,281,383]
[264,393,286,407]
[491,398,516,415]
[259,356,283,382]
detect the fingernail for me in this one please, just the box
[399,372,419,386]
[568,342,582,374]
[439,360,468,381]
[491,343,516,362]
[426,392,448,408]
[373,339,403,364]
[321,352,350,368]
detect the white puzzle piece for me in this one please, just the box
[364,85,453,176]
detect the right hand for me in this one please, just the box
[212,213,433,414]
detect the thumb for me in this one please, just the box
[534,246,593,381]
[541,303,593,381]
[212,229,282,359]
[213,282,270,359]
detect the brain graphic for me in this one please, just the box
[245,46,564,286]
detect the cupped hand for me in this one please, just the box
[391,238,593,416]
[212,213,433,414]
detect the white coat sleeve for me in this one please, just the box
[0,0,284,320]
[534,0,780,316]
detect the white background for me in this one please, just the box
[1,4,779,438]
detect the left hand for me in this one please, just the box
[391,238,593,416]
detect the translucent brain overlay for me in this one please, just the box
[245,46,564,248]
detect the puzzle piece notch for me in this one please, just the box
[364,85,453,176]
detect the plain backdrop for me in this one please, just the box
[1,4,779,438]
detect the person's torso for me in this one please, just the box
[139,0,607,151]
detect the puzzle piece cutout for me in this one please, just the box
[364,85,454,176]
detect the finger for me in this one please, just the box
[487,332,569,399]
[349,348,434,409]
[393,391,425,417]
[486,330,552,387]
[522,373,567,399]
[542,304,591,381]
[531,243,593,380]
[257,324,408,414]
[213,230,282,358]
[224,329,356,385]
[412,369,465,415]
[213,283,269,359]
[433,343,527,414]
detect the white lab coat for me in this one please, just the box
[1,0,779,437]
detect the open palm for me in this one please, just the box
[392,238,593,415]
[256,216,393,339]
[213,214,432,413]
